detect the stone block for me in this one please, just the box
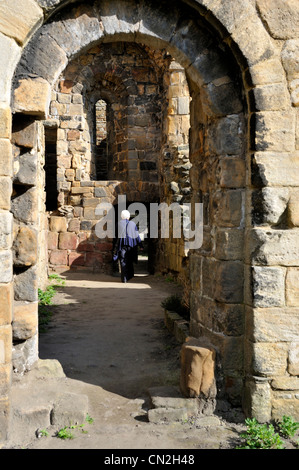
[231,12,275,66]
[218,157,246,188]
[251,187,289,225]
[0,283,13,326]
[286,268,299,306]
[0,363,11,396]
[0,210,12,250]
[85,252,103,267]
[0,396,10,441]
[281,39,299,82]
[12,333,38,374]
[14,266,37,302]
[95,242,113,252]
[65,169,75,181]
[94,187,109,198]
[0,139,13,177]
[214,260,244,303]
[16,29,68,84]
[213,189,244,228]
[59,232,78,250]
[57,155,72,169]
[69,104,83,116]
[258,0,299,40]
[147,407,189,424]
[252,307,299,343]
[13,225,38,267]
[252,83,290,111]
[177,96,189,115]
[47,231,58,250]
[49,216,67,233]
[194,296,244,337]
[0,0,43,45]
[208,115,244,156]
[50,392,88,428]
[12,117,37,149]
[244,378,271,423]
[0,177,12,211]
[254,110,295,152]
[288,342,299,376]
[252,151,299,187]
[13,301,38,340]
[71,186,92,194]
[288,188,299,226]
[168,15,211,69]
[272,398,299,422]
[11,187,37,224]
[67,129,80,141]
[13,78,52,118]
[180,337,216,399]
[0,32,21,104]
[0,324,12,365]
[0,250,12,283]
[14,152,38,186]
[84,207,95,220]
[201,81,243,117]
[252,342,288,377]
[252,266,285,307]
[249,228,299,266]
[49,250,68,266]
[45,4,103,59]
[250,58,286,86]
[202,257,244,303]
[59,80,73,93]
[215,228,244,260]
[68,252,85,266]
[0,106,11,140]
[67,218,80,233]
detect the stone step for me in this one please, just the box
[8,359,89,446]
[147,385,199,424]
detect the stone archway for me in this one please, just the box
[11,0,248,407]
[0,0,298,442]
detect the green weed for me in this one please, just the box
[277,415,299,439]
[56,415,94,440]
[237,418,284,449]
[237,415,299,449]
[56,426,75,440]
[38,275,65,332]
[161,294,189,321]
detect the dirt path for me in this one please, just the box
[7,267,245,450]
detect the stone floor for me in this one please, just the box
[5,266,246,450]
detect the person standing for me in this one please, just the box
[113,210,143,283]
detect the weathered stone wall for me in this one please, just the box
[0,0,298,442]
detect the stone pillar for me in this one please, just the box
[180,337,217,414]
[0,105,13,443]
[11,115,44,375]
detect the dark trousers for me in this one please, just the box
[119,246,135,282]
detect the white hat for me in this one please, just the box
[121,210,130,220]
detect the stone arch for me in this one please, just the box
[11,0,248,406]
[0,0,295,439]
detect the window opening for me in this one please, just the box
[44,126,58,211]
[95,99,108,180]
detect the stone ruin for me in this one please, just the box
[0,0,299,443]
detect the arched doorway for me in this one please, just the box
[10,0,247,410]
[7,0,295,425]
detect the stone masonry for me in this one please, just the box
[0,0,298,443]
